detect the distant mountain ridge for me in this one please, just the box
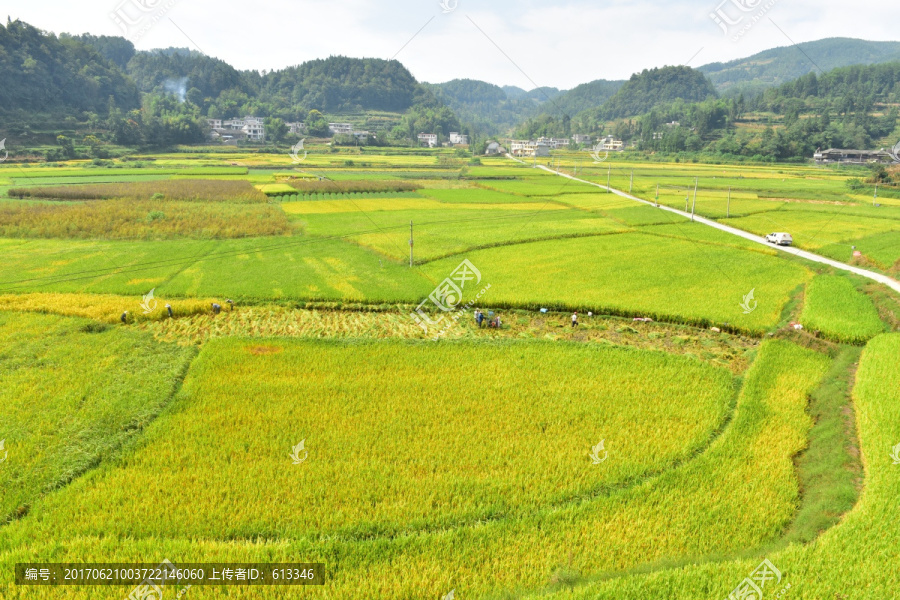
[699,38,900,97]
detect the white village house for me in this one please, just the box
[598,135,624,151]
[208,116,266,142]
[328,123,354,136]
[510,140,551,157]
[418,133,438,147]
[449,132,469,145]
[537,137,570,150]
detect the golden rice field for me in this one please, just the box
[534,334,900,600]
[8,179,268,203]
[799,275,885,343]
[0,339,831,599]
[0,199,295,240]
[0,293,225,323]
[0,312,194,523]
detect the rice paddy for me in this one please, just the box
[0,150,896,599]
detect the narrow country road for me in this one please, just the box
[529,162,900,295]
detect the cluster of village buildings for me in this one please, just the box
[813,147,898,165]
[206,118,371,144]
[200,118,899,166]
[417,132,469,147]
[204,116,628,157]
[508,135,623,157]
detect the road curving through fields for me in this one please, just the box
[531,163,900,296]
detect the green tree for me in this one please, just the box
[306,110,329,136]
[265,117,289,143]
[56,135,75,158]
[83,135,103,157]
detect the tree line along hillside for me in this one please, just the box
[0,19,460,150]
[756,62,900,111]
[424,79,564,136]
[514,61,900,161]
[0,20,140,116]
[699,37,900,98]
[608,61,900,160]
[0,20,427,122]
[2,17,899,161]
[515,67,715,140]
[598,66,718,120]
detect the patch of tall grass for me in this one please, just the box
[8,180,267,203]
[0,200,295,240]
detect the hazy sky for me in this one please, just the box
[6,0,899,89]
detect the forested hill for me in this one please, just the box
[261,56,419,114]
[424,79,565,135]
[597,66,718,120]
[0,20,140,115]
[0,19,432,128]
[755,61,900,110]
[699,38,900,98]
[126,49,251,107]
[549,80,624,117]
[63,33,136,70]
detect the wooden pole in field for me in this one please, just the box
[607,164,611,193]
[409,221,413,267]
[874,183,878,206]
[655,183,659,206]
[691,178,698,222]
[727,186,731,218]
[629,169,633,194]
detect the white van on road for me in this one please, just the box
[766,232,793,246]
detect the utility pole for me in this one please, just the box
[629,169,633,194]
[874,183,879,206]
[409,220,413,267]
[655,183,659,206]
[607,164,611,193]
[727,186,731,218]
[691,178,698,222]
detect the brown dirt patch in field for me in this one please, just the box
[247,345,283,355]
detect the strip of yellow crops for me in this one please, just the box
[0,293,223,324]
[141,307,753,370]
[0,340,828,599]
[8,339,733,541]
[0,200,294,240]
[282,198,565,214]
